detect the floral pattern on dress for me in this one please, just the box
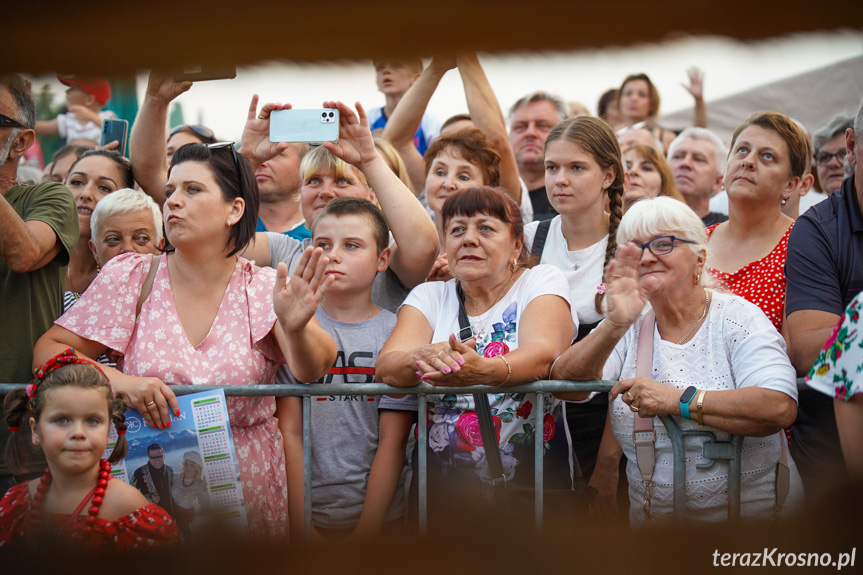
[422,301,561,490]
[56,253,287,537]
[806,292,863,401]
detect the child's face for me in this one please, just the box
[65,86,91,108]
[312,213,389,294]
[301,166,374,225]
[374,61,419,97]
[30,387,111,477]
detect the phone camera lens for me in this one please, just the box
[321,112,326,118]
[328,112,334,118]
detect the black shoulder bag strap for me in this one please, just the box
[530,219,552,263]
[456,281,507,487]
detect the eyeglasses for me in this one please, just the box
[169,124,216,143]
[149,454,165,460]
[636,235,696,259]
[0,113,24,129]
[814,149,846,167]
[207,141,243,191]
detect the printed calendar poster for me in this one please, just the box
[107,389,247,540]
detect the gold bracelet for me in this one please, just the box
[696,389,707,426]
[498,355,511,386]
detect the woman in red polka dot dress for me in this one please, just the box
[703,111,810,333]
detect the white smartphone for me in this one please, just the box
[269,109,339,144]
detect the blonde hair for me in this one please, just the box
[374,135,412,191]
[300,146,369,189]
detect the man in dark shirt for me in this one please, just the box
[132,444,175,514]
[508,91,567,221]
[785,96,863,495]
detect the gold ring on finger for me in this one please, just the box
[258,115,267,119]
[145,400,156,407]
[626,392,635,402]
[630,406,640,413]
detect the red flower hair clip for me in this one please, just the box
[29,348,108,414]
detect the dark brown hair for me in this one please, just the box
[169,143,259,257]
[3,363,129,473]
[441,186,530,267]
[424,128,501,188]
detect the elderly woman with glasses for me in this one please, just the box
[554,196,802,526]
[35,141,337,537]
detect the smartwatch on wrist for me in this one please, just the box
[679,385,698,420]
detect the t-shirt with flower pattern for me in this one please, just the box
[402,264,575,493]
[705,222,794,332]
[807,291,863,401]
[56,252,288,537]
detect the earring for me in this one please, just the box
[781,198,787,206]
[511,260,517,272]
[694,274,701,286]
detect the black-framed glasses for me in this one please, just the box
[170,123,216,143]
[636,235,696,259]
[814,149,846,167]
[0,113,24,129]
[207,141,243,190]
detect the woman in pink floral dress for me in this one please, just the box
[35,142,337,537]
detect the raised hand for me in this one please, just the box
[274,247,333,333]
[604,242,649,329]
[320,101,379,171]
[426,253,451,282]
[682,67,705,101]
[144,70,193,103]
[239,94,292,169]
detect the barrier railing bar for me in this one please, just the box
[0,379,810,530]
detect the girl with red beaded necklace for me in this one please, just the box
[0,350,179,548]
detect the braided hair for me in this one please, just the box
[3,362,129,473]
[545,116,625,315]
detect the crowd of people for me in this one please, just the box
[0,54,861,548]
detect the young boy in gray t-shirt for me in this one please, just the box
[276,198,416,541]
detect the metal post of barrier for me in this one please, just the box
[418,394,428,536]
[726,435,744,522]
[660,416,687,524]
[302,394,312,542]
[533,391,544,532]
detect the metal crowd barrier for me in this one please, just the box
[0,379,808,536]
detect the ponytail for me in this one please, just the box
[3,390,32,474]
[108,393,130,463]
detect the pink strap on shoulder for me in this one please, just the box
[634,310,656,483]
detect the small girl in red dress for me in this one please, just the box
[0,349,179,548]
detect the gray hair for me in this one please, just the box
[617,196,706,255]
[855,96,863,145]
[667,127,727,175]
[508,91,568,124]
[813,114,853,153]
[0,74,36,129]
[90,188,163,246]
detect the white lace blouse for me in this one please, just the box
[602,291,803,526]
